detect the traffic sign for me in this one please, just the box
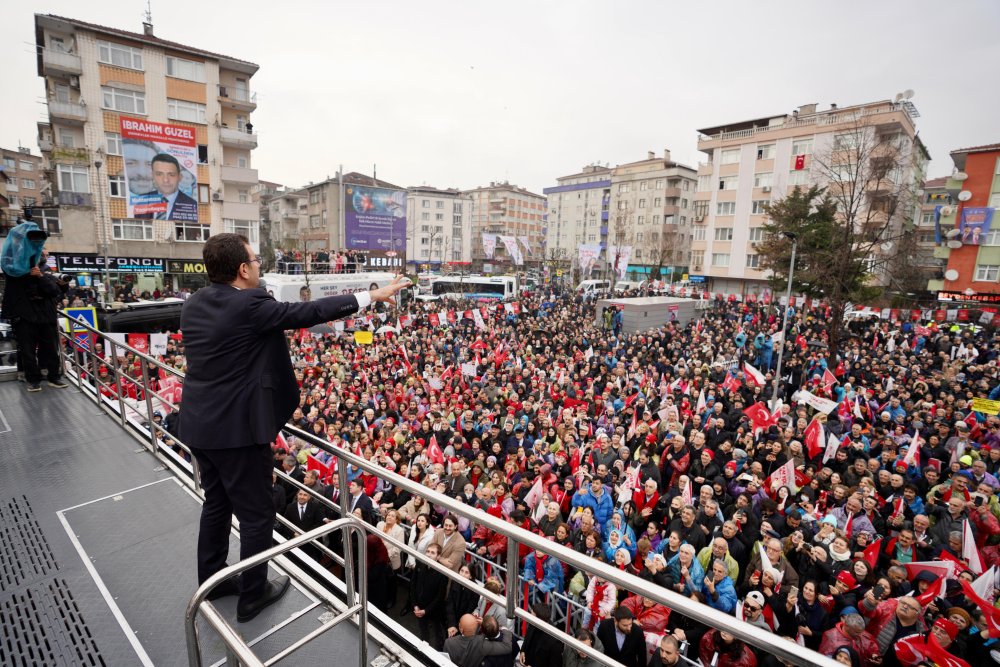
[64,307,97,333]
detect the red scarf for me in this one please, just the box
[589,583,607,629]
[534,554,548,582]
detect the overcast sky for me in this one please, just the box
[4,1,998,194]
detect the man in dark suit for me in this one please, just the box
[595,607,646,667]
[283,489,325,533]
[134,153,199,221]
[346,479,375,523]
[179,233,408,622]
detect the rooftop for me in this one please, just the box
[923,176,949,189]
[951,142,1000,156]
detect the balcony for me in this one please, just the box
[600,226,608,236]
[219,126,258,149]
[220,165,259,184]
[38,137,53,153]
[663,186,683,198]
[221,200,258,219]
[42,49,82,76]
[50,146,90,164]
[600,210,609,221]
[49,100,87,125]
[217,85,257,111]
[55,191,93,207]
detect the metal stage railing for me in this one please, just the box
[185,517,368,667]
[55,312,842,667]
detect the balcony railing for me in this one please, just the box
[219,126,258,149]
[55,191,93,207]
[220,165,259,183]
[42,49,82,75]
[49,100,87,123]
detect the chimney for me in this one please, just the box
[830,103,838,110]
[143,22,154,37]
[647,151,655,160]
[663,148,671,162]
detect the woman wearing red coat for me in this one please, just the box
[698,629,757,667]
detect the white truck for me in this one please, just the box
[260,272,407,304]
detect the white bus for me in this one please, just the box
[261,272,409,304]
[425,275,518,301]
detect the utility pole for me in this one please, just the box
[770,232,798,411]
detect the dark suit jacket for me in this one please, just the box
[179,284,360,449]
[283,500,325,532]
[595,618,646,667]
[135,189,199,221]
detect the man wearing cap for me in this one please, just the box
[741,591,770,631]
[818,611,880,667]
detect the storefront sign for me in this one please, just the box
[937,291,1000,304]
[167,259,207,274]
[55,254,166,273]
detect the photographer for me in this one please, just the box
[1,220,68,392]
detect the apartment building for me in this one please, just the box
[912,177,949,277]
[543,164,611,271]
[34,13,260,293]
[406,186,472,269]
[0,147,46,230]
[694,99,927,296]
[466,182,546,270]
[931,143,1000,303]
[609,150,696,280]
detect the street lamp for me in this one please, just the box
[770,232,797,411]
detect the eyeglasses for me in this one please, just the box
[247,255,262,265]
[898,603,921,613]
[745,605,761,613]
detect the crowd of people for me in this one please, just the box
[92,283,1000,667]
[274,248,367,274]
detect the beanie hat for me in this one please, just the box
[933,617,959,641]
[835,571,857,590]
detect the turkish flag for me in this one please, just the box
[961,580,1000,636]
[794,154,806,170]
[306,454,332,484]
[804,418,824,459]
[895,632,969,667]
[722,374,742,393]
[744,402,776,431]
[822,368,838,389]
[863,538,882,569]
[427,435,445,465]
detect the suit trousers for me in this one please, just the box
[15,319,61,383]
[192,443,274,603]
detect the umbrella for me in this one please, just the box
[376,325,398,335]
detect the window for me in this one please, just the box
[36,208,60,235]
[198,184,210,203]
[918,232,937,244]
[618,183,631,193]
[716,201,736,216]
[654,179,664,189]
[435,213,444,221]
[436,200,444,209]
[697,175,712,191]
[982,229,1000,246]
[421,212,430,221]
[754,172,773,189]
[788,169,810,186]
[719,175,738,191]
[748,227,767,242]
[637,215,645,225]
[196,145,208,164]
[617,201,627,211]
[21,179,35,189]
[652,214,660,225]
[681,198,688,208]
[720,148,740,165]
[712,253,731,267]
[166,56,205,82]
[309,190,320,204]
[102,86,146,114]
[683,180,691,191]
[239,189,249,204]
[680,216,687,225]
[59,129,75,148]
[168,98,206,124]
[920,212,935,225]
[309,214,321,228]
[636,232,644,242]
[834,133,861,151]
[422,200,429,208]
[22,197,36,208]
[105,132,121,155]
[113,218,152,240]
[224,219,258,244]
[665,215,676,225]
[174,221,210,242]
[57,164,88,192]
[746,254,761,268]
[638,198,646,208]
[420,238,429,246]
[791,138,813,155]
[54,84,71,103]
[975,264,1000,281]
[108,175,126,197]
[634,248,642,259]
[832,163,856,181]
[98,41,143,70]
[751,200,769,215]
[653,197,662,207]
[236,114,247,131]
[757,144,775,160]
[694,202,709,219]
[988,193,1000,209]
[715,227,733,241]
[640,181,648,190]
[49,36,67,53]
[2,158,14,170]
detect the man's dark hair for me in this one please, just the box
[531,602,551,621]
[613,606,633,621]
[480,614,499,637]
[151,152,181,173]
[203,233,250,283]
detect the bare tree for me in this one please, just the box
[608,201,633,289]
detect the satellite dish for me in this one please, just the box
[959,190,973,201]
[946,228,962,239]
[894,93,903,103]
[903,89,914,100]
[880,242,894,252]
[953,172,968,181]
[948,240,964,249]
[945,269,960,281]
[941,206,954,216]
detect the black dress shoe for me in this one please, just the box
[206,579,240,601]
[237,576,290,623]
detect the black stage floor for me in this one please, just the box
[0,381,391,666]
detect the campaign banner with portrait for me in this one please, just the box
[959,207,994,246]
[120,117,199,222]
[344,185,406,254]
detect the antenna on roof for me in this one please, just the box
[143,0,154,36]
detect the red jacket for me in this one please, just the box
[631,490,660,516]
[698,630,757,667]
[621,594,670,634]
[818,623,880,667]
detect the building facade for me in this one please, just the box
[543,164,611,280]
[405,186,472,270]
[34,13,260,294]
[466,182,546,271]
[694,100,926,296]
[932,144,1000,304]
[608,150,695,280]
[0,147,46,231]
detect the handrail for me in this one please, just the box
[56,311,841,667]
[184,517,368,667]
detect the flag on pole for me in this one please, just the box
[961,578,1000,635]
[970,565,998,601]
[427,435,445,465]
[696,389,707,414]
[963,519,985,574]
[863,538,882,569]
[915,572,948,607]
[681,479,692,507]
[804,418,824,459]
[821,368,838,390]
[306,454,333,484]
[895,631,971,667]
[722,373,742,393]
[743,362,766,387]
[524,476,545,512]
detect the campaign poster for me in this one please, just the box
[344,186,406,253]
[959,207,994,246]
[120,117,199,222]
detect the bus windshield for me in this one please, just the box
[431,279,508,298]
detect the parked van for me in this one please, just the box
[614,280,647,293]
[577,280,611,295]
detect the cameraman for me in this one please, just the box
[2,234,69,392]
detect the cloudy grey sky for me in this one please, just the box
[3,1,998,193]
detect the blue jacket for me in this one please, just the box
[603,530,637,561]
[602,510,637,549]
[522,552,564,594]
[706,576,737,613]
[665,553,704,596]
[571,487,615,529]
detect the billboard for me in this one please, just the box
[344,186,406,253]
[959,207,994,245]
[120,117,199,222]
